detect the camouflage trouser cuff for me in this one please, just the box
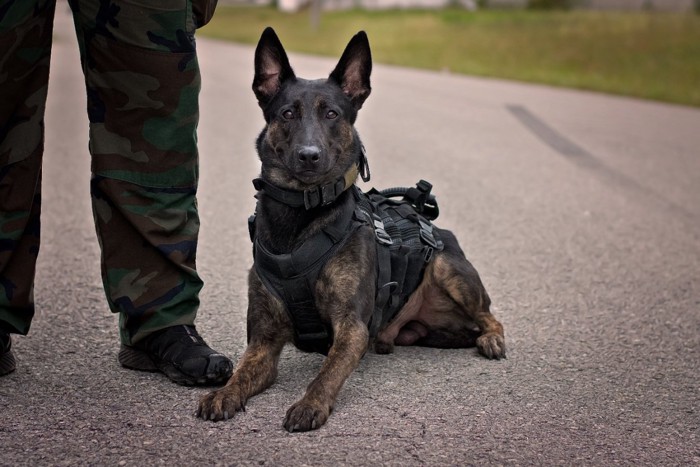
[90,176,203,346]
[0,313,31,336]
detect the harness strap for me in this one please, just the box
[370,245,395,337]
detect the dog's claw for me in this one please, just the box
[197,386,247,423]
[476,333,506,360]
[284,400,329,432]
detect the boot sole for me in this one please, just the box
[118,345,232,386]
[118,345,158,371]
[0,350,16,376]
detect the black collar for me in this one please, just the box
[253,164,358,210]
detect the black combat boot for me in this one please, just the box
[118,325,233,386]
[0,331,16,376]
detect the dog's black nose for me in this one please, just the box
[297,146,321,166]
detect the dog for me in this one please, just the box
[197,27,505,432]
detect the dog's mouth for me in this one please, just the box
[262,166,331,191]
[293,169,332,186]
[288,157,338,186]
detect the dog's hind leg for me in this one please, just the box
[426,247,506,359]
[377,231,506,359]
[376,266,487,353]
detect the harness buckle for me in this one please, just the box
[303,188,319,210]
[418,220,438,248]
[305,178,347,208]
[320,183,335,206]
[320,179,345,206]
[373,216,393,245]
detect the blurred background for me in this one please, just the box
[200,0,700,107]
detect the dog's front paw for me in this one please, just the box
[283,399,330,432]
[197,386,245,422]
[476,332,506,360]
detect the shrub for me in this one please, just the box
[527,0,571,9]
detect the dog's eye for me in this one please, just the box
[282,110,294,120]
[326,110,338,120]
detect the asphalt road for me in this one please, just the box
[2,7,699,466]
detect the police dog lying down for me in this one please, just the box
[197,27,505,432]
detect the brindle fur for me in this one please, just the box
[197,27,505,432]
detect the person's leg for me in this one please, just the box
[0,0,56,375]
[69,0,231,385]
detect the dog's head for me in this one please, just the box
[253,27,372,191]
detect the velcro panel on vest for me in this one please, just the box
[254,238,336,354]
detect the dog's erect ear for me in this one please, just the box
[253,27,296,107]
[329,31,372,110]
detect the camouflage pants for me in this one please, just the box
[0,0,218,345]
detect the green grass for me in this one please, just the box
[200,7,700,107]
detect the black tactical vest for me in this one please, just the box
[251,181,444,355]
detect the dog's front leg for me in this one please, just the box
[197,271,291,422]
[198,338,285,421]
[283,234,374,432]
[283,318,369,432]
